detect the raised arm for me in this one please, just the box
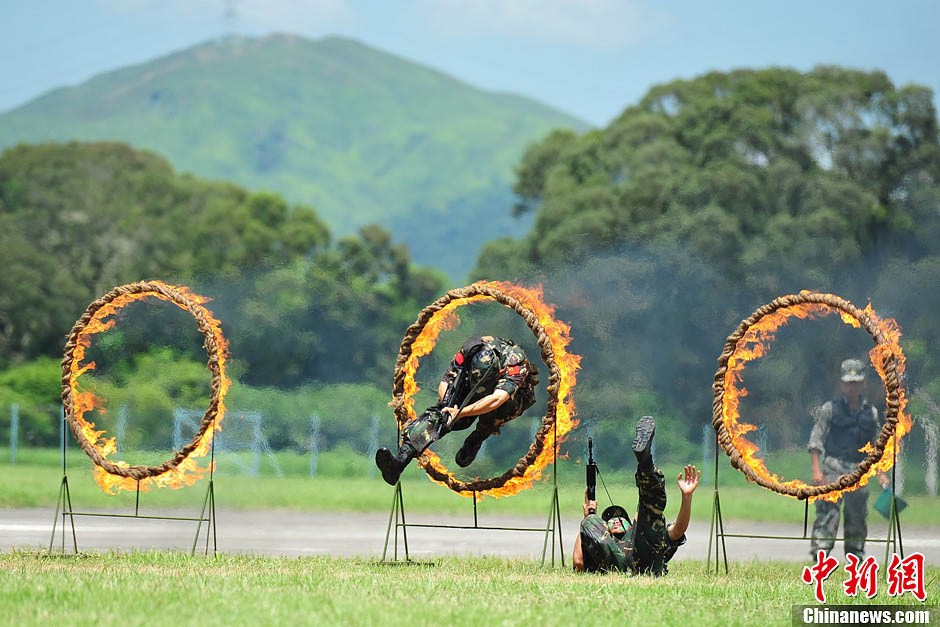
[669,465,700,541]
[573,491,596,572]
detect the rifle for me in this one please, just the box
[586,437,597,514]
[440,365,469,410]
[435,347,496,431]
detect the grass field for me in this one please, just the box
[3,446,940,527]
[1,552,937,626]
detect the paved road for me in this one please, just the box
[3,508,937,564]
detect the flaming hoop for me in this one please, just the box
[61,280,230,494]
[713,291,911,502]
[391,281,581,498]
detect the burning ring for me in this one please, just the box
[62,280,230,493]
[391,281,580,498]
[712,291,910,501]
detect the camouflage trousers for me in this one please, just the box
[579,466,685,575]
[631,465,676,575]
[811,456,870,558]
[400,392,530,456]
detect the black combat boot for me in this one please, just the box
[375,444,417,486]
[632,416,656,471]
[455,430,488,467]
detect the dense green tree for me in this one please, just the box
[0,142,445,390]
[0,357,61,445]
[230,225,445,388]
[0,142,328,364]
[479,67,940,292]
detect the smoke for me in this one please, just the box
[468,234,940,484]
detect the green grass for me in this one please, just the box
[1,552,937,626]
[3,446,940,526]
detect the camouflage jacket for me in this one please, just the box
[579,514,634,574]
[441,336,533,398]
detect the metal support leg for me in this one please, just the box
[884,432,904,563]
[803,499,809,538]
[707,490,729,574]
[707,489,718,572]
[203,480,217,556]
[382,482,410,562]
[48,475,78,554]
[706,434,728,574]
[473,492,478,528]
[192,479,213,555]
[884,492,904,564]
[211,481,218,556]
[715,490,728,574]
[892,495,904,558]
[540,485,564,567]
[382,482,399,561]
[48,477,64,554]
[554,486,565,568]
[398,482,410,561]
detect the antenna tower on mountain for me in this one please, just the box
[223,0,238,37]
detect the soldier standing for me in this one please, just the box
[375,335,538,486]
[808,358,890,559]
[573,416,701,575]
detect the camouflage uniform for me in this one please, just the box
[400,336,537,458]
[808,396,880,558]
[578,465,686,575]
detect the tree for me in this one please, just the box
[476,67,940,290]
[0,142,446,390]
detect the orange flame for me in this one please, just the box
[722,292,910,502]
[68,281,230,494]
[400,281,581,499]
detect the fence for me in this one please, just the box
[5,399,940,493]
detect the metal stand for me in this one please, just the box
[706,444,729,574]
[48,411,219,556]
[707,431,905,574]
[381,418,565,567]
[882,437,904,565]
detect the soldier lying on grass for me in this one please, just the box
[573,416,701,575]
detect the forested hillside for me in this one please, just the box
[0,34,587,279]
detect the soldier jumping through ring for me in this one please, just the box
[375,335,539,486]
[573,416,701,575]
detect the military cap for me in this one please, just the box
[840,359,866,382]
[602,505,630,522]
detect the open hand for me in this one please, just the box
[442,406,460,424]
[677,465,700,496]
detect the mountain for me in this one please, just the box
[0,34,588,279]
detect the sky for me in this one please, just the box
[2,0,938,127]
